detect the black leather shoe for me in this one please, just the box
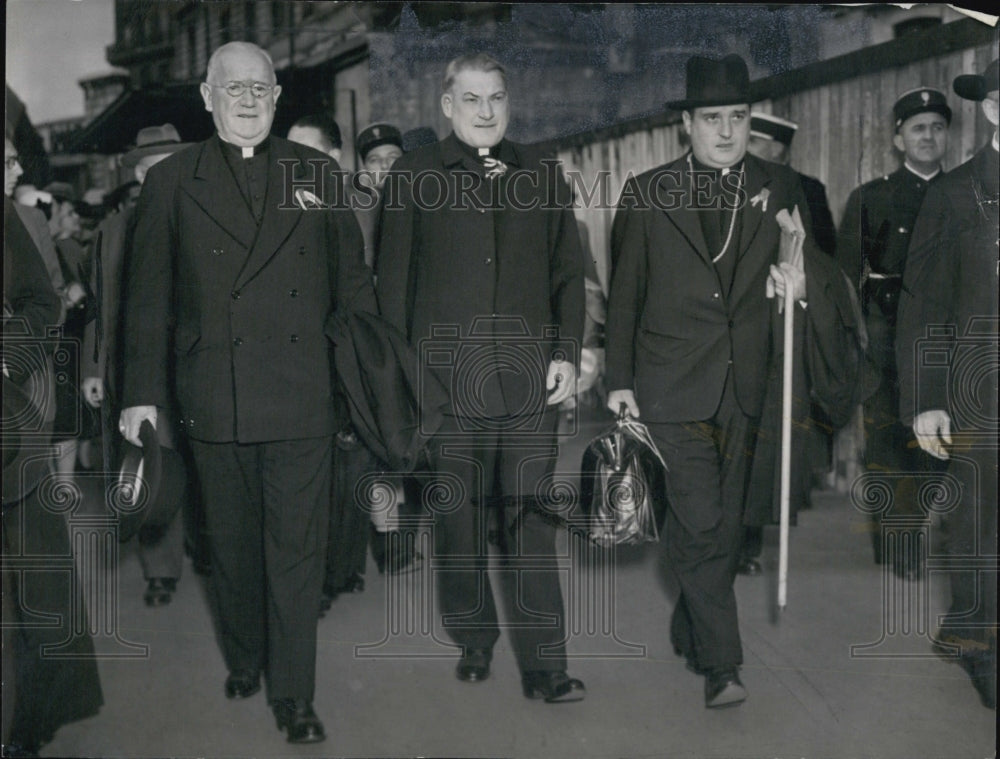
[225,669,261,699]
[456,648,492,682]
[737,557,762,576]
[522,670,586,703]
[704,668,747,708]
[272,698,326,743]
[143,578,176,607]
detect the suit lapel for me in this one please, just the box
[233,138,304,290]
[660,155,712,267]
[736,154,770,261]
[181,139,257,250]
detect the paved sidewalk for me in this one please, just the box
[41,407,997,758]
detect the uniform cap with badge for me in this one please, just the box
[356,122,403,162]
[750,112,798,147]
[892,87,952,130]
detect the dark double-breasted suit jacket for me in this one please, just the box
[121,135,376,442]
[376,133,585,424]
[606,152,819,424]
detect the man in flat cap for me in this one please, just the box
[837,86,953,579]
[82,124,195,607]
[896,59,998,711]
[607,53,854,708]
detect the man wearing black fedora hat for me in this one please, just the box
[82,124,196,607]
[897,58,998,711]
[607,53,851,708]
[837,86,953,580]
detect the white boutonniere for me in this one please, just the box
[749,188,770,213]
[294,188,324,210]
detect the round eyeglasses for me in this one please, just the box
[212,81,275,99]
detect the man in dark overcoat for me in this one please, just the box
[606,54,831,708]
[896,59,998,711]
[376,53,586,703]
[82,124,194,608]
[837,87,953,578]
[119,41,375,743]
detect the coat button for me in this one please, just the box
[213,248,223,256]
[484,258,492,265]
[477,207,485,214]
[290,335,299,343]
[231,290,240,300]
[233,337,243,347]
[713,292,720,299]
[188,418,195,427]
[289,289,298,297]
[898,226,907,234]
[299,246,306,255]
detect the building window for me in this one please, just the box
[272,3,286,34]
[893,17,941,38]
[244,2,256,42]
[220,7,232,43]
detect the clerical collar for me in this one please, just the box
[688,153,744,177]
[219,134,270,159]
[453,134,500,161]
[903,161,940,182]
[992,131,998,153]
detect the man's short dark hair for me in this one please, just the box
[290,113,342,150]
[442,53,507,93]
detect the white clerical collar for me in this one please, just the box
[219,135,266,158]
[992,131,998,153]
[903,162,941,182]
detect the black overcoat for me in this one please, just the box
[121,136,376,442]
[375,133,585,420]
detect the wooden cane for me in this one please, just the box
[778,275,795,610]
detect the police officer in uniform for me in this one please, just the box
[837,87,952,578]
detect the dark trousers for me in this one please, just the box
[326,429,378,589]
[941,449,997,652]
[863,310,948,560]
[429,412,567,673]
[189,436,332,701]
[647,374,752,671]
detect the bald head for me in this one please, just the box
[206,42,276,85]
[200,41,281,147]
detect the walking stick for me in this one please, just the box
[773,207,805,611]
[778,284,794,610]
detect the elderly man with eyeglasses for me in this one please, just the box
[118,41,375,743]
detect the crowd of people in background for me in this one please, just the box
[2,37,996,756]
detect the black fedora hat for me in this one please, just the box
[953,59,999,102]
[668,54,753,111]
[114,419,187,542]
